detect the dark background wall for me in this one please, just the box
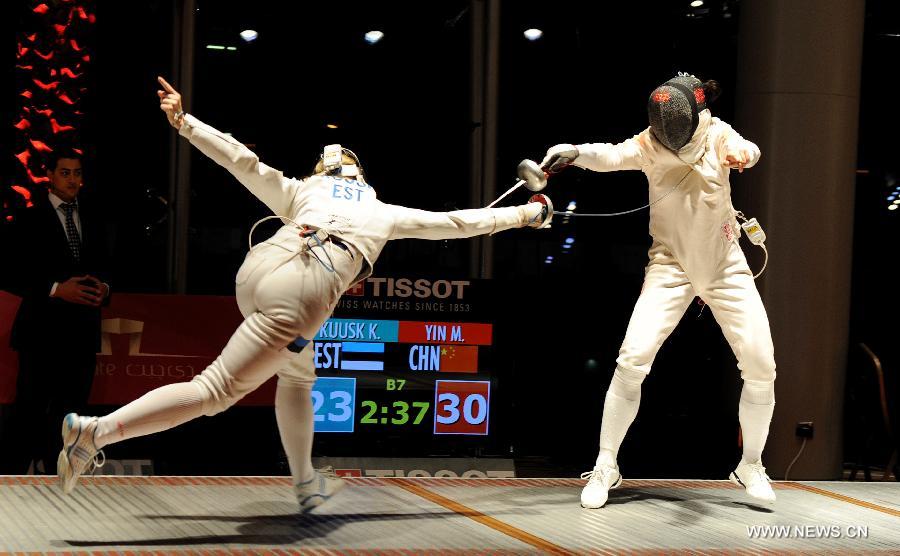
[4,0,896,479]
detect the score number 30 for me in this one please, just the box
[434,380,490,435]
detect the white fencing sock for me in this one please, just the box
[739,379,775,464]
[596,366,647,467]
[275,380,316,485]
[93,382,207,449]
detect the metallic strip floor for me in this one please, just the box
[0,476,898,554]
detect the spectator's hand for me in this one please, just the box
[54,275,103,306]
[540,144,579,173]
[157,76,184,129]
[723,148,750,173]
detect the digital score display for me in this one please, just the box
[309,319,493,436]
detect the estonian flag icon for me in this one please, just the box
[340,342,385,371]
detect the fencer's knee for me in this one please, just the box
[276,346,318,390]
[615,348,655,375]
[741,378,775,406]
[738,352,776,384]
[609,366,648,401]
[192,366,243,416]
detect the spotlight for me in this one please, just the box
[240,29,258,42]
[364,30,384,44]
[889,204,898,211]
[523,28,543,41]
[690,0,704,6]
[326,123,338,129]
[566,201,577,211]
[564,237,575,244]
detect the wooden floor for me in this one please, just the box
[0,476,898,554]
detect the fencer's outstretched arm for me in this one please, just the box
[387,202,545,240]
[542,134,646,174]
[156,76,298,216]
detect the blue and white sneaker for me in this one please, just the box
[57,413,105,495]
[295,466,346,512]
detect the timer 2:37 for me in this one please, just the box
[360,400,430,425]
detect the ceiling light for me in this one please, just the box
[365,30,384,44]
[524,28,543,41]
[690,0,704,6]
[240,29,258,42]
[326,123,338,129]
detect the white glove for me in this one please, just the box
[540,144,579,173]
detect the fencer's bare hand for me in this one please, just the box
[723,149,750,173]
[157,76,184,129]
[54,275,103,306]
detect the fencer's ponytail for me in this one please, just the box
[702,80,722,104]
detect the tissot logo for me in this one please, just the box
[367,278,470,300]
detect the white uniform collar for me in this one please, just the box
[676,109,712,164]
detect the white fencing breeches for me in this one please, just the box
[94,240,361,448]
[595,240,776,462]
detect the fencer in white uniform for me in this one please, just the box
[542,74,777,508]
[56,77,553,510]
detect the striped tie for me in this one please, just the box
[60,202,81,260]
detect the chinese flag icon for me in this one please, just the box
[439,345,478,373]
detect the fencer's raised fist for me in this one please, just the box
[157,76,184,129]
[723,148,750,173]
[541,144,579,173]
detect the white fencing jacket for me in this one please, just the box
[572,110,761,282]
[179,114,534,281]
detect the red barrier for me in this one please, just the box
[0,292,278,406]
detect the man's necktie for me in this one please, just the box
[60,202,81,260]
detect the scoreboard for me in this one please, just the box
[311,319,493,436]
[306,277,505,454]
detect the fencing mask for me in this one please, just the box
[647,73,708,152]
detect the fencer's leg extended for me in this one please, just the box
[582,246,695,509]
[702,245,777,502]
[93,311,296,447]
[58,311,296,494]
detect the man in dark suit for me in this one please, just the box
[0,147,110,474]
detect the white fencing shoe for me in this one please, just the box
[57,413,105,495]
[730,459,776,502]
[296,466,346,513]
[580,462,623,508]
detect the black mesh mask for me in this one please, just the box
[647,74,708,151]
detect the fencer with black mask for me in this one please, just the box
[543,74,777,508]
[55,76,553,511]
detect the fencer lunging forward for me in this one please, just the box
[56,76,552,510]
[542,74,777,508]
